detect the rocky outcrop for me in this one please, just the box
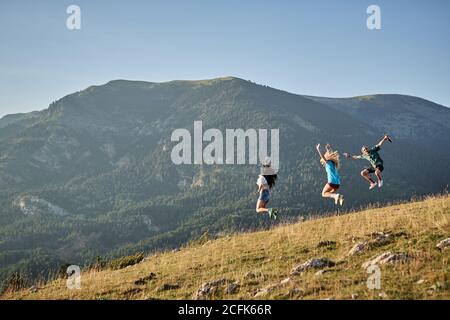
[13,196,70,217]
[254,278,292,297]
[348,242,369,256]
[436,238,450,250]
[226,282,240,294]
[193,278,237,300]
[291,258,335,275]
[348,232,394,256]
[362,252,413,268]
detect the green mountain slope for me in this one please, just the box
[0,77,449,287]
[306,94,450,153]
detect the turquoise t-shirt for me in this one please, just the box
[325,160,341,185]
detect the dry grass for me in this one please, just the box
[2,195,449,300]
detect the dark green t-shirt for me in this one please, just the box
[359,146,383,168]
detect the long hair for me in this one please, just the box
[320,149,340,169]
[263,174,278,189]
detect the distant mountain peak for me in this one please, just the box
[101,76,244,87]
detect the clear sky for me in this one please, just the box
[1,0,449,116]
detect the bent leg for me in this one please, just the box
[361,169,375,184]
[256,199,268,214]
[375,168,382,182]
[322,184,336,198]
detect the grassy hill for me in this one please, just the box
[3,194,449,300]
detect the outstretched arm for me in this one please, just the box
[316,144,326,163]
[343,152,361,160]
[375,134,390,148]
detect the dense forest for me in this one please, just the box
[1,77,449,288]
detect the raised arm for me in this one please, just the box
[375,134,390,148]
[316,144,327,163]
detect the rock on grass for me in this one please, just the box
[362,251,413,269]
[226,282,240,294]
[290,258,335,275]
[348,242,369,256]
[348,232,394,256]
[436,238,450,250]
[254,278,292,297]
[193,278,235,300]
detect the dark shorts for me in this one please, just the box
[258,189,270,203]
[365,164,384,174]
[327,183,340,190]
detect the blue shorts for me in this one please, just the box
[258,189,270,203]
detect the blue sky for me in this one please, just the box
[1,0,449,116]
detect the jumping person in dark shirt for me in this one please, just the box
[343,134,392,190]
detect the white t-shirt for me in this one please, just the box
[256,175,269,190]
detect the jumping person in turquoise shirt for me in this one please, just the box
[316,143,344,206]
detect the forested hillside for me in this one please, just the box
[1,77,449,288]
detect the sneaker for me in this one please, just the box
[334,195,339,205]
[268,208,278,220]
[339,194,344,206]
[272,208,278,220]
[369,182,377,190]
[378,180,383,188]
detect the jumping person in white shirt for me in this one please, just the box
[255,159,278,220]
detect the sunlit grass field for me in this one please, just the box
[2,195,449,300]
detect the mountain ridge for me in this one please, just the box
[4,76,448,123]
[0,77,449,289]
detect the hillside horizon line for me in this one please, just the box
[2,76,448,120]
